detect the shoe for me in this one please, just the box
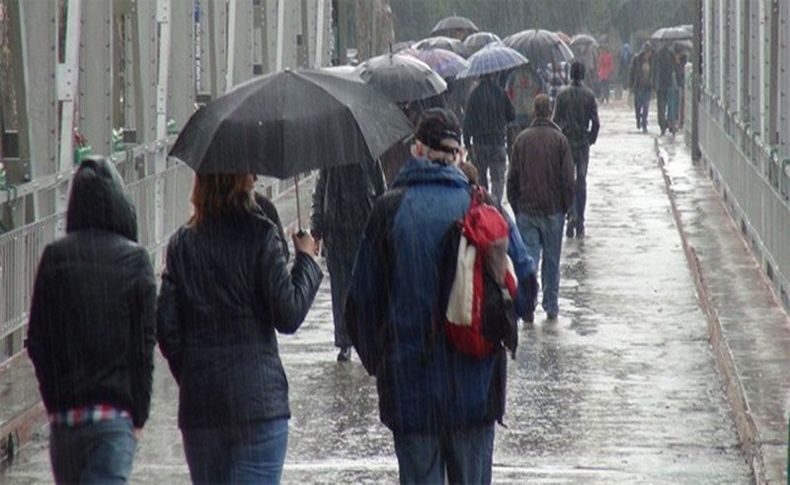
[660,127,666,136]
[636,120,641,130]
[546,312,558,321]
[576,226,585,238]
[566,223,575,238]
[525,311,534,324]
[337,347,352,362]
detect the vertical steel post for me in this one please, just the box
[692,0,702,161]
[79,0,114,156]
[275,0,284,70]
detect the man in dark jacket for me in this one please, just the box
[630,43,654,132]
[463,74,515,205]
[27,157,155,483]
[508,95,575,321]
[345,109,533,484]
[310,159,386,361]
[553,61,600,238]
[653,43,676,135]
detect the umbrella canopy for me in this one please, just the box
[651,26,692,41]
[503,29,574,67]
[463,32,501,55]
[355,53,447,103]
[457,44,528,79]
[413,48,470,80]
[169,69,413,178]
[570,34,598,47]
[554,31,572,45]
[430,16,478,38]
[414,36,470,57]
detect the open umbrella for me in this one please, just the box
[457,44,528,79]
[413,48,470,80]
[355,53,447,103]
[570,34,598,48]
[554,31,572,45]
[430,16,478,39]
[414,36,470,57]
[463,32,501,55]
[651,26,692,41]
[504,29,574,67]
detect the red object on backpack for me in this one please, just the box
[444,187,518,358]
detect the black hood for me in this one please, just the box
[66,157,138,241]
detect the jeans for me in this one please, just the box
[656,89,668,131]
[569,145,590,231]
[666,87,679,126]
[634,87,652,129]
[49,417,137,484]
[182,418,289,484]
[471,145,507,205]
[515,213,565,316]
[392,424,495,485]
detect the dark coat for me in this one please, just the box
[463,78,515,147]
[507,118,576,217]
[27,158,156,429]
[345,159,534,433]
[629,51,653,89]
[553,81,600,150]
[652,46,676,92]
[156,203,323,429]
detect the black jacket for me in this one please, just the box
[463,78,515,147]
[156,203,322,429]
[553,81,600,151]
[27,157,156,429]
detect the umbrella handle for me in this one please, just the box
[294,173,302,230]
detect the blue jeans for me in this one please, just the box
[182,418,289,484]
[635,87,652,129]
[393,424,495,485]
[471,145,507,206]
[569,146,590,231]
[49,417,137,484]
[515,213,565,316]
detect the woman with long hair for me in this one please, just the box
[157,173,322,483]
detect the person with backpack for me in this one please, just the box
[508,94,575,321]
[345,109,534,485]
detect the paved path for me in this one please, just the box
[3,103,752,483]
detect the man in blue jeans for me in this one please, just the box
[508,95,575,320]
[346,109,535,484]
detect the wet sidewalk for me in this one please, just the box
[2,103,755,483]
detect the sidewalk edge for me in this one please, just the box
[654,138,768,485]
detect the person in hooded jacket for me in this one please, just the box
[27,156,155,484]
[156,173,322,484]
[310,159,387,362]
[345,109,534,485]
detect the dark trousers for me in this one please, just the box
[471,145,507,206]
[182,418,289,484]
[392,423,495,485]
[635,87,652,129]
[325,229,364,349]
[569,145,590,231]
[49,418,137,484]
[656,89,668,132]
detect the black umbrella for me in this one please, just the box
[355,53,447,103]
[414,36,471,57]
[463,32,501,55]
[503,29,574,68]
[169,69,413,225]
[430,16,478,38]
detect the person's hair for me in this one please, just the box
[458,161,479,184]
[414,108,462,164]
[570,60,585,82]
[188,173,255,227]
[533,94,552,119]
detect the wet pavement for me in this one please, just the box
[2,103,753,483]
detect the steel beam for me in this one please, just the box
[228,0,253,89]
[168,0,195,129]
[79,0,114,156]
[131,0,158,146]
[208,0,227,97]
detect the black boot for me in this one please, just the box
[337,347,352,362]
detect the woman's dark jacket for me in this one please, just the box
[156,203,323,429]
[27,157,156,429]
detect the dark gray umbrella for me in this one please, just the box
[355,53,447,103]
[463,32,501,55]
[651,26,692,41]
[169,68,412,178]
[414,36,471,57]
[430,16,478,38]
[503,29,574,67]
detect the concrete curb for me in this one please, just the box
[654,138,768,485]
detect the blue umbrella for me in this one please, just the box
[457,44,528,79]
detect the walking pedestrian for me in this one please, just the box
[597,45,614,103]
[310,159,387,362]
[156,174,323,484]
[629,43,654,133]
[508,95,575,321]
[666,46,686,136]
[553,61,600,239]
[617,42,632,100]
[463,73,515,205]
[653,42,676,135]
[27,157,155,484]
[345,109,534,484]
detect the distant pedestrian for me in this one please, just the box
[553,61,600,239]
[27,157,155,484]
[463,73,515,205]
[157,174,323,484]
[630,43,654,133]
[310,159,387,362]
[666,46,686,135]
[346,109,534,484]
[653,43,676,135]
[618,42,633,95]
[597,45,614,103]
[508,95,575,321]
